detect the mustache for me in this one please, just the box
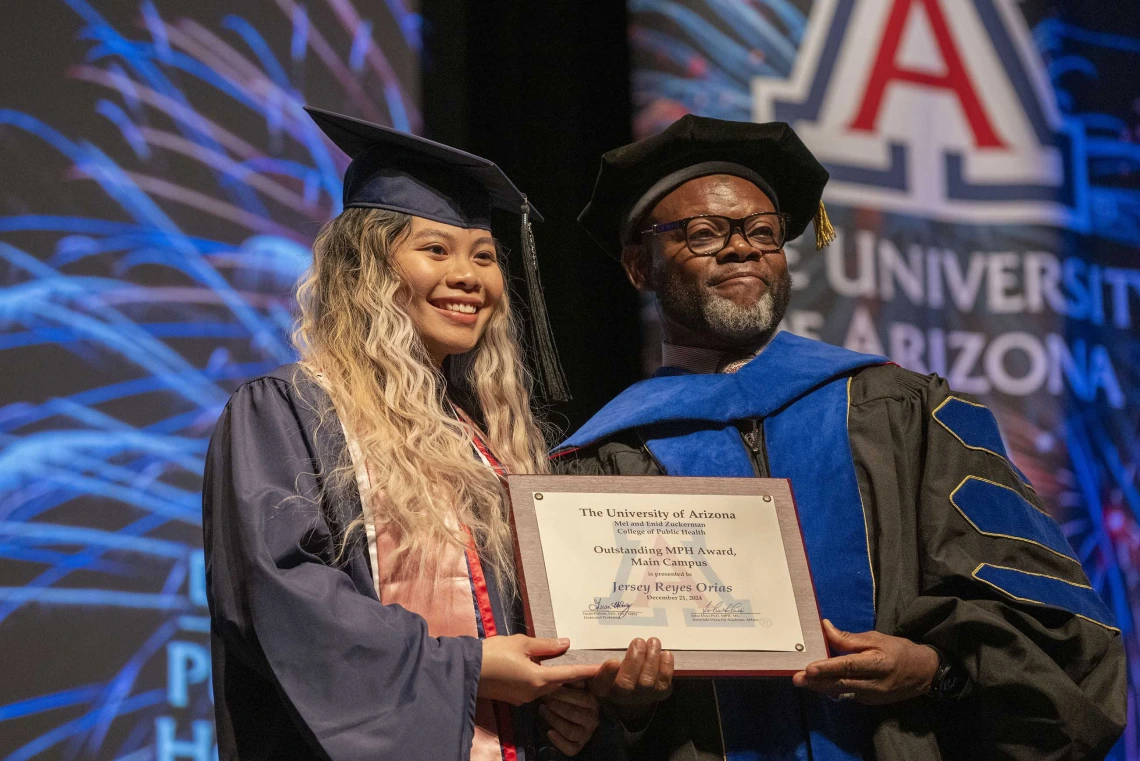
[706,268,773,287]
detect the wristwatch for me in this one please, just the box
[926,648,968,699]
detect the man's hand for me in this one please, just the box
[540,684,599,756]
[792,620,940,705]
[587,637,674,731]
[589,637,674,706]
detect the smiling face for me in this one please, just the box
[391,216,505,365]
[623,174,792,350]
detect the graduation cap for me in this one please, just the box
[578,115,835,258]
[305,106,569,402]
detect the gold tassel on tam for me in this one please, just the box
[814,200,836,250]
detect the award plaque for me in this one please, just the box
[507,475,827,675]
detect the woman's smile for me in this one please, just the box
[429,297,484,326]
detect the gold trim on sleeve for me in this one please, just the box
[848,377,877,610]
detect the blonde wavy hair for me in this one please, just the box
[292,207,550,593]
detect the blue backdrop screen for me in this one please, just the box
[0,2,419,759]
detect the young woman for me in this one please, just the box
[203,109,615,761]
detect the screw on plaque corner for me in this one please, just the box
[534,493,543,500]
[796,643,804,652]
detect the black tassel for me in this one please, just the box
[520,196,571,402]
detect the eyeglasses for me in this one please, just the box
[640,212,790,256]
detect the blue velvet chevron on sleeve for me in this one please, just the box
[973,563,1118,631]
[951,477,1078,563]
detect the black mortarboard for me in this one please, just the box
[305,106,569,401]
[305,106,543,227]
[578,115,835,258]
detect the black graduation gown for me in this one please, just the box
[553,359,1126,761]
[203,366,616,761]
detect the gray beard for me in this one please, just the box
[653,264,791,346]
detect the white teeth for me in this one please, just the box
[440,302,477,314]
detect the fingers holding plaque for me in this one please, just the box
[508,476,827,675]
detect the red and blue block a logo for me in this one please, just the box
[752,0,1088,231]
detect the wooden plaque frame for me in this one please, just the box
[507,475,828,675]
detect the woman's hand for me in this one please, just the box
[540,684,600,756]
[478,635,601,706]
[792,620,940,705]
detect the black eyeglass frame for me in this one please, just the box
[640,211,791,256]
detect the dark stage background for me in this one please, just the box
[420,0,643,430]
[1,1,1137,760]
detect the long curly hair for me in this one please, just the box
[292,207,550,594]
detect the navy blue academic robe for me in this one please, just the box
[552,332,1124,761]
[203,366,615,761]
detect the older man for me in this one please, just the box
[554,116,1125,761]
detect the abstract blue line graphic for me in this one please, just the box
[0,2,419,758]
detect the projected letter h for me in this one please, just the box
[155,717,216,761]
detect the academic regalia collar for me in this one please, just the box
[659,342,725,375]
[659,338,771,376]
[555,332,887,453]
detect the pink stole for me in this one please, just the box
[341,409,515,761]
